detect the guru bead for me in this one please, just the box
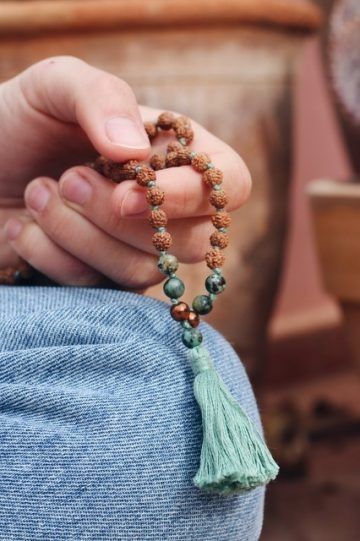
[192,294,213,315]
[205,274,226,294]
[182,328,203,348]
[164,277,185,299]
[157,253,179,275]
[170,302,190,321]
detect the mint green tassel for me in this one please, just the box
[189,345,279,496]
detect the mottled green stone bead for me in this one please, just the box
[205,274,226,295]
[157,253,179,275]
[192,294,213,315]
[163,277,185,299]
[182,328,203,348]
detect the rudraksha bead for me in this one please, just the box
[92,157,130,182]
[152,231,172,251]
[209,189,228,209]
[211,211,231,229]
[173,116,193,144]
[136,166,156,187]
[205,249,226,270]
[146,187,165,206]
[167,141,183,153]
[165,149,191,167]
[202,168,223,187]
[210,231,229,249]
[148,209,168,228]
[150,154,166,171]
[192,153,210,172]
[144,121,158,140]
[157,112,175,130]
[170,302,190,321]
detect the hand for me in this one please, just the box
[1,56,251,289]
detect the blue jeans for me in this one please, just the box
[0,287,264,540]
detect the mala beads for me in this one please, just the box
[93,112,231,350]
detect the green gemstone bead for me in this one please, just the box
[163,277,185,299]
[157,253,179,275]
[192,294,213,315]
[182,328,203,348]
[205,274,226,295]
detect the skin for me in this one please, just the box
[0,56,251,289]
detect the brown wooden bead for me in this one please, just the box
[209,189,228,209]
[211,211,231,229]
[146,187,165,206]
[152,231,172,251]
[202,168,223,187]
[210,231,229,249]
[136,167,156,187]
[157,111,175,130]
[148,209,168,228]
[150,154,166,171]
[144,121,157,140]
[188,311,200,328]
[205,249,226,269]
[165,149,191,167]
[173,116,194,144]
[192,153,211,172]
[170,302,190,322]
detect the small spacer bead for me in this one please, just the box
[146,187,165,206]
[210,230,229,249]
[136,167,156,187]
[148,209,168,229]
[152,231,172,251]
[191,153,211,173]
[157,111,175,130]
[202,168,223,187]
[205,249,226,270]
[157,227,166,233]
[211,211,231,229]
[147,180,156,188]
[173,116,193,145]
[207,163,215,169]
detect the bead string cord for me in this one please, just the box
[92,112,230,350]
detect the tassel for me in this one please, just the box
[189,345,279,496]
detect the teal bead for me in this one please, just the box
[157,254,179,275]
[205,274,226,295]
[182,328,203,348]
[163,277,185,299]
[192,294,213,315]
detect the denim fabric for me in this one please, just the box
[0,286,264,540]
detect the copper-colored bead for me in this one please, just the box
[211,211,231,229]
[148,209,168,228]
[157,111,175,130]
[165,149,191,168]
[173,116,194,144]
[210,231,229,249]
[192,153,210,172]
[170,302,190,322]
[150,154,166,171]
[202,168,223,187]
[205,249,226,270]
[188,311,200,328]
[146,187,165,206]
[136,166,156,187]
[152,231,172,251]
[209,189,228,209]
[144,121,157,140]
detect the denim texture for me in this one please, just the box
[0,286,264,540]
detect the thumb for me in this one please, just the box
[18,56,150,162]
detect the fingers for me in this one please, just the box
[4,217,101,286]
[22,178,162,288]
[18,56,150,161]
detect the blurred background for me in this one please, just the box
[0,1,359,539]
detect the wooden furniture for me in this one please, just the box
[0,0,321,376]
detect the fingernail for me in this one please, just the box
[61,172,92,205]
[120,189,148,217]
[105,117,149,149]
[27,184,50,212]
[4,218,23,241]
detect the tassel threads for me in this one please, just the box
[189,345,279,496]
